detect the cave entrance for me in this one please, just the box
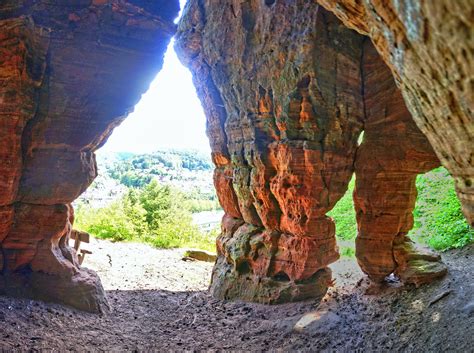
[71,0,221,294]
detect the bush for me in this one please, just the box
[74,202,136,241]
[75,181,217,251]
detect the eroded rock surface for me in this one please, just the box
[1,0,470,310]
[0,0,179,312]
[176,1,365,303]
[318,0,474,226]
[176,0,449,304]
[355,40,446,284]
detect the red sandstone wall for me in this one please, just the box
[317,0,474,226]
[0,0,178,312]
[176,0,449,303]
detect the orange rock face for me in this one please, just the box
[176,1,452,303]
[0,0,469,310]
[317,0,474,226]
[355,40,446,283]
[0,1,179,312]
[176,1,366,302]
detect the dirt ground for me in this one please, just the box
[1,238,473,352]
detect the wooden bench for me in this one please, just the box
[78,249,92,265]
[70,230,92,264]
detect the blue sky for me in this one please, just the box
[102,0,209,153]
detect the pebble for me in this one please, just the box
[462,302,474,317]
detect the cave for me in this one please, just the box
[0,0,472,315]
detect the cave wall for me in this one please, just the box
[175,0,449,303]
[0,0,179,312]
[176,0,367,303]
[0,0,470,311]
[317,0,474,226]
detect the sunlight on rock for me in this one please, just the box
[431,312,441,323]
[411,299,424,313]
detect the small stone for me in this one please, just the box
[182,250,217,263]
[294,309,341,333]
[462,302,474,317]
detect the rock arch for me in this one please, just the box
[0,0,179,312]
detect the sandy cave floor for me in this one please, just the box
[0,238,473,352]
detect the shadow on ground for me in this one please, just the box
[0,245,473,351]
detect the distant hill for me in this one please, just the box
[76,149,216,208]
[104,149,213,188]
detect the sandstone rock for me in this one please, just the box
[0,0,179,312]
[176,0,452,303]
[2,204,71,273]
[1,268,109,314]
[183,249,217,263]
[393,239,447,287]
[0,18,48,207]
[211,255,332,305]
[354,39,444,282]
[1,0,470,311]
[317,0,474,226]
[176,1,364,303]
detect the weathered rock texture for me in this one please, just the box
[355,40,446,284]
[317,0,474,226]
[0,0,470,310]
[176,0,452,303]
[0,0,179,312]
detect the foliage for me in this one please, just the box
[119,172,152,188]
[107,149,213,187]
[411,167,473,251]
[327,168,472,251]
[340,246,355,258]
[97,149,219,212]
[75,201,137,241]
[328,177,357,240]
[75,180,216,252]
[181,188,221,212]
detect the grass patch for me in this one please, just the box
[327,168,472,251]
[328,177,357,241]
[340,246,356,258]
[411,167,473,251]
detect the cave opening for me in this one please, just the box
[70,0,223,295]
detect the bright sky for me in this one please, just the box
[102,0,209,154]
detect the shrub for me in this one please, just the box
[74,181,217,251]
[74,202,136,241]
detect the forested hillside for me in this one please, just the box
[75,150,472,253]
[77,149,219,211]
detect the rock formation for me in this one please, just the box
[0,0,471,311]
[175,0,454,303]
[0,0,179,312]
[317,0,474,226]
